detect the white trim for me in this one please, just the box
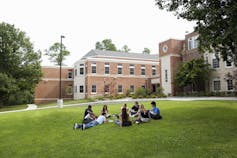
[42,78,73,81]
[160,53,181,58]
[85,57,159,65]
[212,78,221,92]
[41,66,73,69]
[86,74,149,79]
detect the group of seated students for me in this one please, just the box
[73,101,162,130]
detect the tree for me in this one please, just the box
[120,45,131,52]
[174,59,212,92]
[143,48,151,54]
[95,39,117,51]
[45,42,70,66]
[155,0,237,64]
[0,22,42,106]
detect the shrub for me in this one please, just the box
[134,88,148,98]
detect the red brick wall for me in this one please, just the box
[34,67,73,104]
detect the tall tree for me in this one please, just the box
[95,39,117,51]
[45,42,70,66]
[155,0,237,64]
[0,22,42,106]
[143,48,151,54]
[175,59,212,92]
[120,45,131,52]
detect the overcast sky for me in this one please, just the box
[0,0,196,66]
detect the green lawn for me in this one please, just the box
[0,104,27,112]
[0,101,237,158]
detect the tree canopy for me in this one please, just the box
[45,42,70,66]
[120,45,131,52]
[143,48,151,54]
[95,39,117,51]
[0,22,42,106]
[155,0,237,64]
[175,59,212,92]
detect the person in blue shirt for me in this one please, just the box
[149,101,162,120]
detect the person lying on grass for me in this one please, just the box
[83,105,97,124]
[74,113,107,130]
[101,104,111,118]
[134,104,150,124]
[114,107,132,127]
[149,101,162,120]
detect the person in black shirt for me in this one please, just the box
[130,101,140,117]
[83,105,97,123]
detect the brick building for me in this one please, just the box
[73,50,160,99]
[159,32,237,95]
[34,66,73,104]
[34,32,236,103]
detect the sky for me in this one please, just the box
[0,0,196,66]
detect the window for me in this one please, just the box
[65,86,73,95]
[188,35,199,50]
[91,63,96,73]
[80,85,84,93]
[129,64,134,75]
[152,65,156,75]
[212,58,220,68]
[165,69,168,82]
[104,63,110,74]
[92,85,96,93]
[227,80,233,91]
[104,85,109,93]
[141,65,146,75]
[118,85,122,93]
[213,80,221,91]
[80,67,84,75]
[68,71,72,79]
[130,85,134,92]
[226,59,232,67]
[117,64,123,74]
[74,69,77,77]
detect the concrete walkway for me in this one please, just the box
[0,97,236,114]
[26,104,37,110]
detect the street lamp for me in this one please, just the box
[57,35,65,108]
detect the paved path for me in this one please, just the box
[1,97,236,114]
[26,104,37,110]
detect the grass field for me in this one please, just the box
[0,100,237,158]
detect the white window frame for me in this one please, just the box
[129,64,134,75]
[91,85,97,94]
[165,69,168,82]
[117,85,123,94]
[227,79,234,91]
[104,63,110,74]
[213,79,221,91]
[79,85,84,93]
[91,63,96,74]
[117,64,123,75]
[141,65,146,76]
[152,65,156,76]
[188,35,199,50]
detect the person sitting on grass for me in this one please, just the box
[149,101,162,120]
[101,104,111,118]
[74,113,107,130]
[134,104,150,124]
[114,107,132,127]
[130,101,140,117]
[83,105,97,124]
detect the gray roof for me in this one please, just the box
[81,49,158,60]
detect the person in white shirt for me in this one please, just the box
[74,113,107,130]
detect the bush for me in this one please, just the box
[134,88,148,98]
